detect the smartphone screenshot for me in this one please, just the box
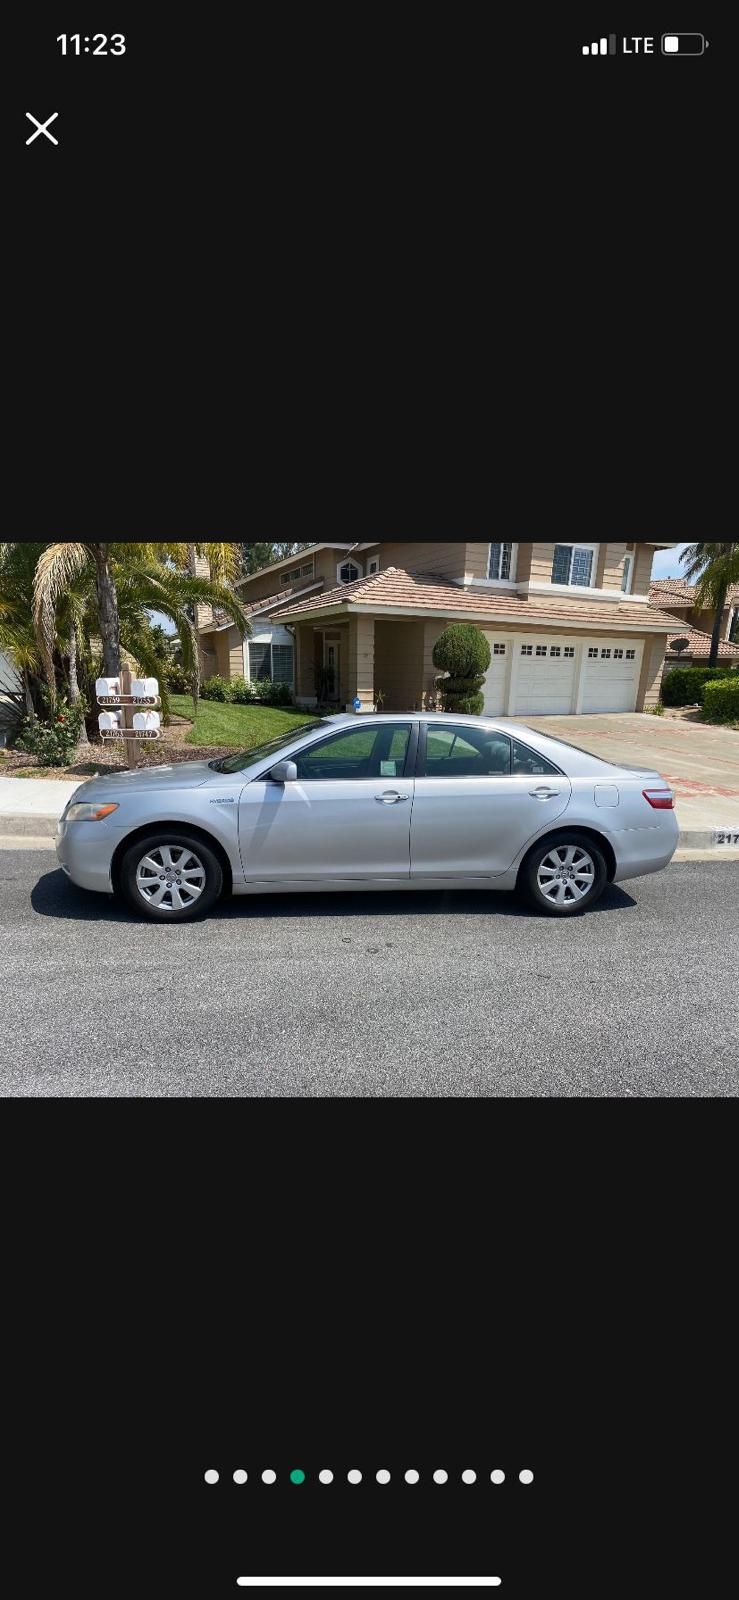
[1,15,735,1598]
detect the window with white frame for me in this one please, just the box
[521,644,533,655]
[621,553,634,593]
[551,544,596,587]
[367,557,380,575]
[247,637,294,686]
[338,559,362,584]
[626,649,636,659]
[487,542,515,581]
[564,646,575,657]
[492,642,506,655]
[588,647,598,658]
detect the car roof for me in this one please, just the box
[323,712,524,729]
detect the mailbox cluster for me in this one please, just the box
[96,675,162,740]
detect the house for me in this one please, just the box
[649,578,739,670]
[197,541,683,717]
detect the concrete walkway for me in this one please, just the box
[0,777,81,835]
[1,715,738,848]
[517,712,739,843]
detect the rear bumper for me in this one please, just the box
[611,816,680,883]
[55,817,117,894]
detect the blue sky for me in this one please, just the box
[651,543,689,578]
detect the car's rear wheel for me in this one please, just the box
[119,832,223,921]
[520,833,607,916]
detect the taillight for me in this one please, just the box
[642,788,675,810]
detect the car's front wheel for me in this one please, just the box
[119,832,223,921]
[520,833,608,916]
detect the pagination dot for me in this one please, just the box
[491,1470,505,1484]
[404,1469,420,1484]
[262,1469,277,1484]
[233,1470,248,1485]
[347,1469,362,1484]
[519,1469,534,1484]
[318,1470,334,1484]
[462,1470,477,1484]
[376,1469,391,1484]
[290,1470,306,1484]
[433,1469,448,1484]
[204,1469,219,1485]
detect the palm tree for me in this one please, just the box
[682,542,739,667]
[32,542,250,707]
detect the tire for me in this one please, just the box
[119,832,224,922]
[520,832,608,917]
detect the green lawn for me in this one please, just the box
[168,696,318,749]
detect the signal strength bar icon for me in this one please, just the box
[582,35,616,55]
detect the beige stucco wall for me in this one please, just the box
[637,633,668,709]
[364,542,467,580]
[374,620,425,710]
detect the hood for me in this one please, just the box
[71,760,218,800]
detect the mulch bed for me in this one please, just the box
[0,729,233,780]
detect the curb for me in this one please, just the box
[0,813,737,853]
[0,813,60,838]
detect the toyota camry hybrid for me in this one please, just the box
[55,713,679,921]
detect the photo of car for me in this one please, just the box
[54,712,679,921]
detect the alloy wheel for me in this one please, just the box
[536,844,596,905]
[135,844,207,913]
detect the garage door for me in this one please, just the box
[581,641,641,712]
[481,635,510,714]
[514,640,578,715]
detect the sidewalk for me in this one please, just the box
[1,751,737,850]
[0,777,81,835]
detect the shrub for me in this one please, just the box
[432,624,490,715]
[200,675,232,702]
[701,677,739,724]
[164,664,192,694]
[15,698,88,767]
[269,682,292,706]
[662,665,738,707]
[227,676,252,703]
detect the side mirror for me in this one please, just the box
[269,760,298,784]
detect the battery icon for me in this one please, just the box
[661,33,706,55]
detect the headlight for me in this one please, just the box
[65,802,120,821]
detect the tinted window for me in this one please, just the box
[511,738,562,777]
[213,721,323,774]
[423,726,511,777]
[293,724,412,780]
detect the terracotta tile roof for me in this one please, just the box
[198,580,324,632]
[272,566,680,630]
[666,626,739,661]
[651,577,739,605]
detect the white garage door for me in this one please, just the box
[581,642,641,713]
[481,635,510,714]
[514,640,578,715]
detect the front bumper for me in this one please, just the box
[55,815,118,894]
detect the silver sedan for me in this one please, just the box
[55,713,679,920]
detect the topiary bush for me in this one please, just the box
[15,698,88,767]
[200,675,232,702]
[701,677,739,724]
[432,624,490,716]
[661,665,738,706]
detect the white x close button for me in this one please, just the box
[26,112,59,146]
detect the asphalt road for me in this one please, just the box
[1,847,736,1096]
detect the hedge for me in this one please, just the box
[200,674,292,707]
[701,677,739,724]
[661,665,739,707]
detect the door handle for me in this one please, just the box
[375,791,408,804]
[529,787,560,799]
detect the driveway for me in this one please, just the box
[513,713,739,835]
[1,845,736,1096]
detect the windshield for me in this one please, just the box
[209,721,324,774]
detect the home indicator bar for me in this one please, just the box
[236,1583,503,1590]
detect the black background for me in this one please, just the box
[2,9,737,1598]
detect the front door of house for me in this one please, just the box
[324,638,340,702]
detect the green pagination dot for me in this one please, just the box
[289,1469,306,1484]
